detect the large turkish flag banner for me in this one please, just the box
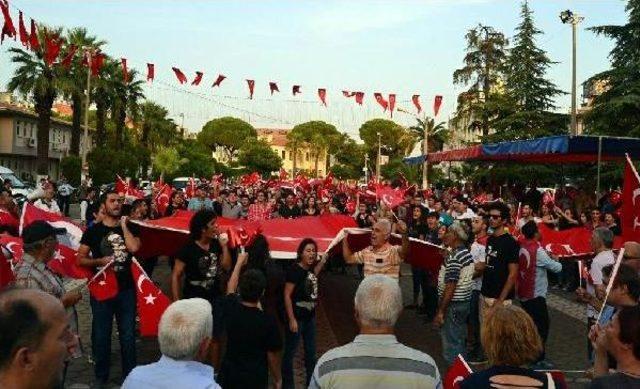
[622,155,640,243]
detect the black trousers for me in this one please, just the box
[521,296,549,360]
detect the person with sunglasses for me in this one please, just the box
[474,202,520,326]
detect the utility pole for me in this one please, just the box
[376,132,381,182]
[560,10,584,136]
[81,48,92,181]
[422,123,429,190]
[364,154,369,183]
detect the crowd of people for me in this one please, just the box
[1,175,640,388]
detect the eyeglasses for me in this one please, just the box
[489,214,502,220]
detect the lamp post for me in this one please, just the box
[560,9,584,136]
[81,48,93,182]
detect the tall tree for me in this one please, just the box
[289,121,340,177]
[238,140,282,176]
[92,57,116,145]
[358,119,416,163]
[139,101,179,177]
[493,1,566,140]
[111,68,144,148]
[453,24,508,138]
[285,129,305,176]
[61,28,105,156]
[7,26,64,174]
[586,0,640,136]
[198,117,257,161]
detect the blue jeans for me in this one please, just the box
[441,300,471,366]
[468,290,482,355]
[282,315,316,389]
[90,288,137,383]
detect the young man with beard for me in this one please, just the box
[77,190,141,387]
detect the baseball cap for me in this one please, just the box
[438,214,454,227]
[22,221,66,244]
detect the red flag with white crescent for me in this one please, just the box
[318,88,327,106]
[147,63,154,82]
[434,95,443,116]
[374,93,388,112]
[61,45,77,69]
[247,79,255,99]
[212,74,226,88]
[444,354,472,389]
[154,184,173,216]
[0,245,14,289]
[388,94,396,117]
[87,264,118,301]
[375,186,404,209]
[0,0,16,43]
[172,67,188,84]
[131,259,171,336]
[29,18,39,51]
[355,92,364,105]
[18,11,28,47]
[622,155,640,243]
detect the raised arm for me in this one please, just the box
[120,217,141,253]
[226,252,248,295]
[396,220,410,260]
[342,234,357,264]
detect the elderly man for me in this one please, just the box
[342,219,409,279]
[310,275,441,388]
[188,185,214,212]
[0,288,79,389]
[122,298,221,389]
[577,227,615,361]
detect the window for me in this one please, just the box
[306,152,309,161]
[281,150,286,159]
[16,121,22,137]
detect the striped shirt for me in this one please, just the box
[438,246,474,301]
[310,334,442,389]
[354,243,403,279]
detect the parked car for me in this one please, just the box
[172,177,201,192]
[0,166,34,209]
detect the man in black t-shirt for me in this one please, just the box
[475,201,520,324]
[220,252,283,389]
[278,194,301,219]
[77,190,141,385]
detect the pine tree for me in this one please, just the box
[492,0,566,141]
[586,0,640,137]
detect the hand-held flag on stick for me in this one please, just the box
[171,67,188,84]
[622,154,640,243]
[212,74,226,88]
[131,259,170,336]
[596,248,625,323]
[444,354,472,389]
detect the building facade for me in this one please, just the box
[0,96,93,182]
[256,128,327,177]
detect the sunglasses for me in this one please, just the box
[489,214,502,220]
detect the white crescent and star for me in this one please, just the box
[136,275,146,294]
[5,242,19,254]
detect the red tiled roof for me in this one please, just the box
[257,128,291,147]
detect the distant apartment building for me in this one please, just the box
[576,78,609,135]
[0,93,94,181]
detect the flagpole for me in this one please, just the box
[595,248,625,323]
[85,258,115,287]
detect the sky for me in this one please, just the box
[0,0,629,142]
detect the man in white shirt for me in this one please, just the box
[451,195,475,220]
[123,298,221,389]
[577,227,615,361]
[34,183,61,215]
[516,203,541,230]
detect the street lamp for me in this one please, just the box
[560,9,584,136]
[376,132,382,182]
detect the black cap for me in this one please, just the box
[22,221,66,244]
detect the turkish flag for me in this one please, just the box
[60,45,77,69]
[269,82,279,95]
[212,74,226,88]
[279,168,289,181]
[172,67,188,84]
[154,184,172,216]
[444,354,472,389]
[147,63,154,82]
[412,94,422,113]
[44,33,62,66]
[374,93,388,111]
[0,234,22,265]
[318,88,327,106]
[0,249,14,289]
[120,58,128,83]
[131,259,170,336]
[48,244,93,279]
[87,264,118,301]
[191,71,204,86]
[355,92,364,105]
[18,11,28,47]
[185,177,197,199]
[292,85,301,96]
[0,208,19,235]
[376,186,404,209]
[434,95,443,116]
[622,155,640,243]
[115,175,143,200]
[388,94,396,117]
[21,203,85,250]
[29,19,39,51]
[247,79,255,99]
[342,91,356,98]
[90,52,105,76]
[536,223,622,258]
[0,0,16,42]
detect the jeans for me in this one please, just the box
[282,315,316,389]
[59,195,71,216]
[441,300,471,366]
[411,266,427,304]
[468,290,482,356]
[521,296,549,361]
[90,288,137,383]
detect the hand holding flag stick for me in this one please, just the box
[595,248,625,323]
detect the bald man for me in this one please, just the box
[0,288,78,389]
[343,219,410,279]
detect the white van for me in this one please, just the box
[172,177,201,192]
[0,166,32,197]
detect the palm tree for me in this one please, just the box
[409,116,448,188]
[7,26,64,175]
[286,130,305,176]
[110,67,144,147]
[60,28,106,156]
[92,57,116,145]
[140,101,179,177]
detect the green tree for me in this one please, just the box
[332,133,365,177]
[492,1,566,141]
[60,155,82,186]
[139,101,179,177]
[453,24,509,138]
[286,128,306,175]
[289,121,340,177]
[60,28,105,156]
[586,0,640,136]
[174,139,216,179]
[7,26,64,174]
[358,119,415,163]
[92,56,116,145]
[111,68,145,147]
[238,140,282,176]
[198,117,257,161]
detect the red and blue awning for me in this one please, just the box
[404,135,640,164]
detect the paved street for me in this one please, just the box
[64,256,593,388]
